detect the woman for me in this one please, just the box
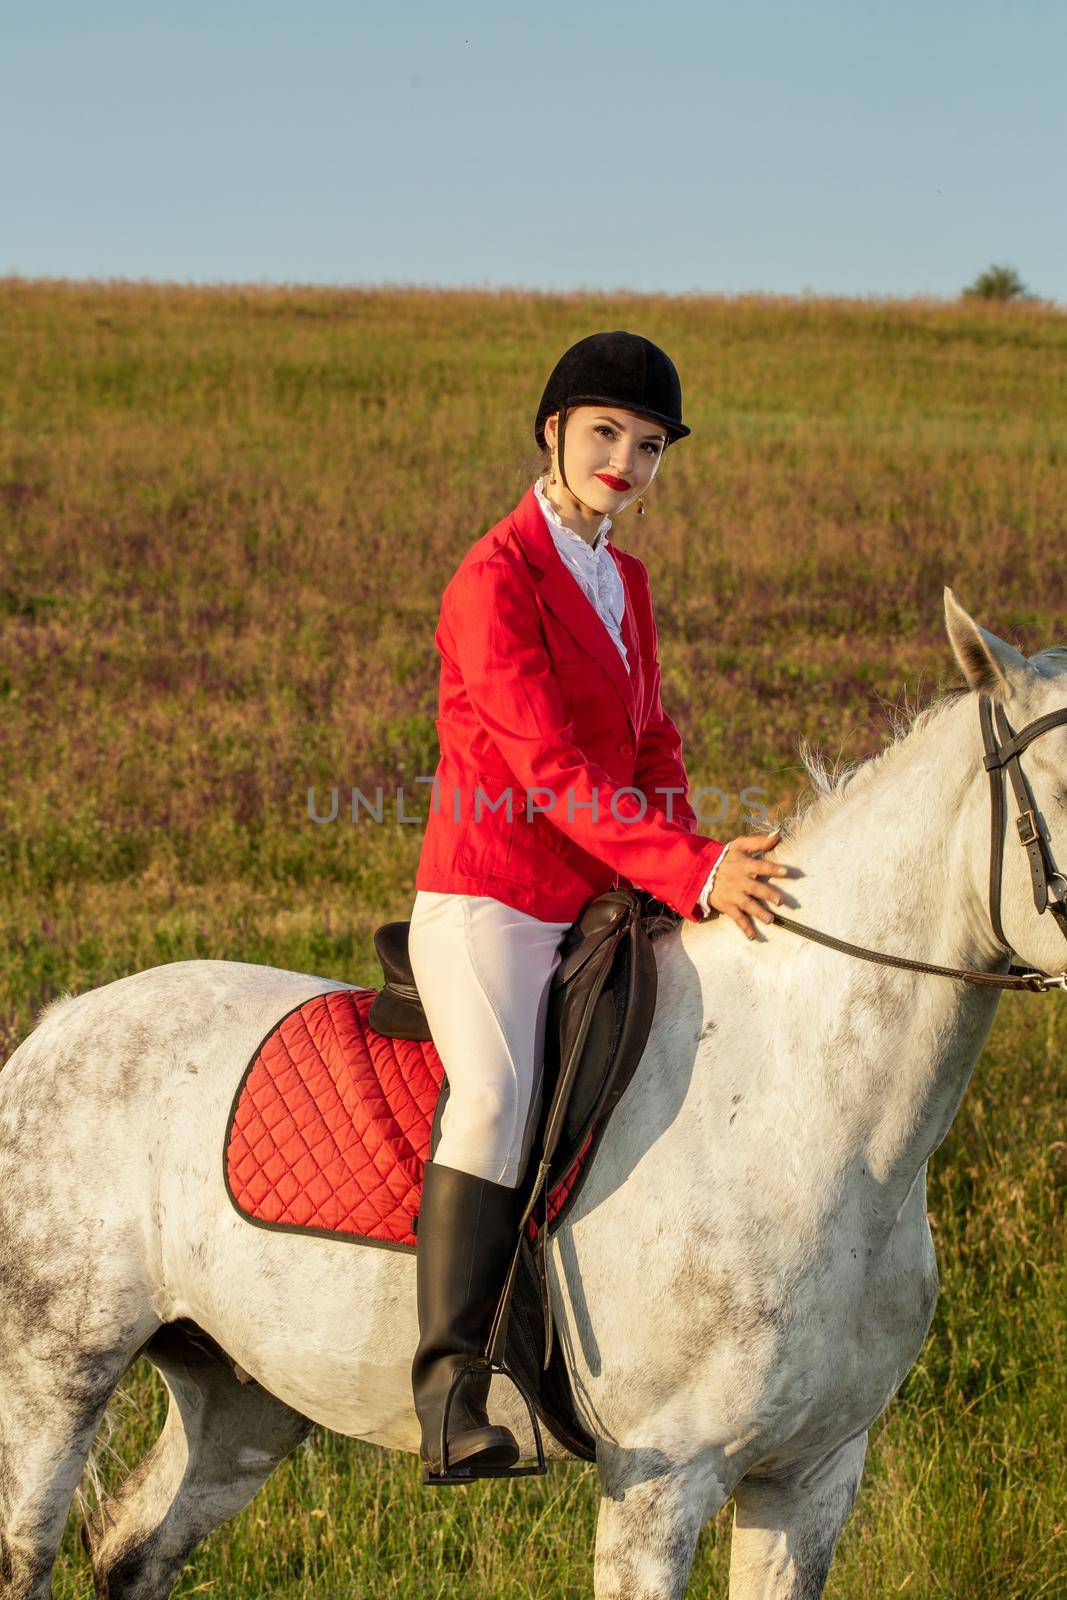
[407,330,787,1482]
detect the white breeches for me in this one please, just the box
[407,890,571,1188]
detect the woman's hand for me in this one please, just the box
[707,830,790,940]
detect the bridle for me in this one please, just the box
[769,692,1067,993]
[979,693,1067,952]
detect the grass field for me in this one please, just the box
[0,278,1064,1597]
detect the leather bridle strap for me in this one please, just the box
[980,694,1067,948]
[765,693,1067,995]
[768,912,1058,991]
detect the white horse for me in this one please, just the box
[0,591,1063,1600]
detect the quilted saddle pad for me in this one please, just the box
[223,987,587,1251]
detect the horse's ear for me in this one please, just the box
[944,587,1029,695]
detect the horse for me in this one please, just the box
[0,590,1063,1600]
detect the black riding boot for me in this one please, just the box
[411,1160,521,1480]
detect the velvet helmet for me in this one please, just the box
[534,330,691,511]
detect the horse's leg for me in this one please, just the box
[727,1433,868,1600]
[0,1334,144,1600]
[83,1323,313,1600]
[593,1444,724,1600]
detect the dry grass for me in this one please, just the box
[0,278,1063,1597]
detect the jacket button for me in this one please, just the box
[620,741,633,756]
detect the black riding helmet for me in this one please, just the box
[534,330,691,512]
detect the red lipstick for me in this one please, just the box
[595,473,631,491]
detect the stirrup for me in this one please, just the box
[421,1356,548,1484]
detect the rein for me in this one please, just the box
[767,692,1067,995]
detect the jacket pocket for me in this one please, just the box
[554,663,627,739]
[455,774,565,883]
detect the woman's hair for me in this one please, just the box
[513,440,552,492]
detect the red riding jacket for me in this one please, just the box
[414,484,726,922]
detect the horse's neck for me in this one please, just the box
[677,696,1004,1216]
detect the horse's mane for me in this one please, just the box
[777,680,971,846]
[30,989,78,1032]
[778,642,1067,848]
[647,678,973,942]
[650,677,972,942]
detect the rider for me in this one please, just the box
[407,331,787,1481]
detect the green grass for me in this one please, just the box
[1,277,1064,1597]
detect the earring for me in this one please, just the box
[636,497,645,516]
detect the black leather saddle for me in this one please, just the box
[368,888,666,1201]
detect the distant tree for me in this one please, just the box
[962,263,1031,301]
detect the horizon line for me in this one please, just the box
[2,272,1064,313]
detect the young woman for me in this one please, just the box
[407,330,787,1481]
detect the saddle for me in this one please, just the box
[368,887,668,1463]
[370,889,661,1190]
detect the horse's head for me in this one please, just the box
[945,587,1067,983]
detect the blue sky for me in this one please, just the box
[3,1,1064,300]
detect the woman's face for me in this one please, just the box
[543,405,667,514]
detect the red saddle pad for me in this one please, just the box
[223,987,586,1251]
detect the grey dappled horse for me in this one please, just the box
[0,591,1064,1599]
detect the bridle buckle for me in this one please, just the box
[1016,810,1040,847]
